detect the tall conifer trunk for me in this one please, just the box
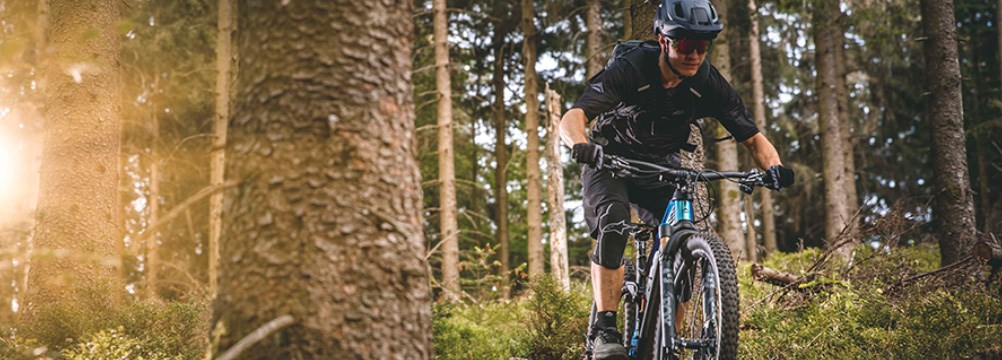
[586,0,603,79]
[208,0,234,298]
[523,0,544,278]
[545,85,569,291]
[747,0,777,255]
[25,0,123,322]
[833,14,858,227]
[920,0,976,266]
[493,38,511,299]
[813,1,850,253]
[711,0,744,261]
[214,2,430,356]
[433,0,461,299]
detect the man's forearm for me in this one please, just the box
[742,133,782,170]
[559,108,590,148]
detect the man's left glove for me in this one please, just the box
[571,143,604,169]
[764,165,795,190]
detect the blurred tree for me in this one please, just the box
[214,1,430,357]
[208,0,234,298]
[24,0,124,320]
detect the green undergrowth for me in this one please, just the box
[434,276,591,360]
[435,244,1002,359]
[0,298,209,359]
[738,243,1002,359]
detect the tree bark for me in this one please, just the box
[586,0,604,79]
[215,2,431,357]
[24,0,123,321]
[833,13,858,228]
[209,0,234,299]
[146,99,161,301]
[492,37,511,299]
[710,0,744,261]
[813,1,851,254]
[623,0,633,40]
[433,0,461,299]
[545,85,569,292]
[748,0,776,255]
[920,0,977,266]
[523,0,544,278]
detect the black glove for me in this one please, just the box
[764,165,794,190]
[571,143,604,168]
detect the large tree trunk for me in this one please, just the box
[492,37,511,299]
[545,85,569,292]
[24,0,123,321]
[214,2,430,357]
[586,0,603,79]
[433,0,461,299]
[710,0,744,261]
[920,0,976,266]
[208,0,234,299]
[748,0,777,255]
[813,1,850,254]
[523,0,544,278]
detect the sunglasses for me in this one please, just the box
[668,38,712,55]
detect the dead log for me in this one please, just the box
[751,263,800,287]
[973,240,1002,268]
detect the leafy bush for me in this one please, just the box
[63,326,184,360]
[520,276,590,360]
[433,299,527,359]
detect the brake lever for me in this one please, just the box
[739,183,754,195]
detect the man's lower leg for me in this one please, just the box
[590,262,628,360]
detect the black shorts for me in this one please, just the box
[582,165,675,268]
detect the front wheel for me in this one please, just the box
[673,233,740,360]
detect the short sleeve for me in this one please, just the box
[571,59,639,120]
[696,65,759,142]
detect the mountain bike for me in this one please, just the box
[583,154,766,360]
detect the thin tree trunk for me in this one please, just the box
[813,1,850,254]
[493,40,511,299]
[523,0,544,278]
[747,0,776,255]
[623,0,633,40]
[545,85,569,292]
[24,0,123,322]
[833,13,858,227]
[146,103,160,301]
[997,0,1002,91]
[434,0,461,299]
[710,0,743,261]
[209,0,234,299]
[743,182,757,262]
[586,0,603,79]
[215,2,430,357]
[921,0,976,266]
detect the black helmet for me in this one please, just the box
[653,0,724,40]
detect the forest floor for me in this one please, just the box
[434,243,1002,360]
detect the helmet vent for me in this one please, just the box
[674,3,685,19]
[692,8,710,25]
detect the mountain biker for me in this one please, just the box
[558,0,794,358]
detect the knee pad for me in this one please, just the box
[591,201,631,269]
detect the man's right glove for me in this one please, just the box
[764,164,795,190]
[571,143,604,169]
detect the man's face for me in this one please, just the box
[659,34,710,77]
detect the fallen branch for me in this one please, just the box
[751,264,801,287]
[215,315,295,360]
[890,256,975,291]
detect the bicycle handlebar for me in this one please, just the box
[601,154,766,193]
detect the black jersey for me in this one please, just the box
[571,43,759,163]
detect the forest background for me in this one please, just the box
[0,0,1000,359]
